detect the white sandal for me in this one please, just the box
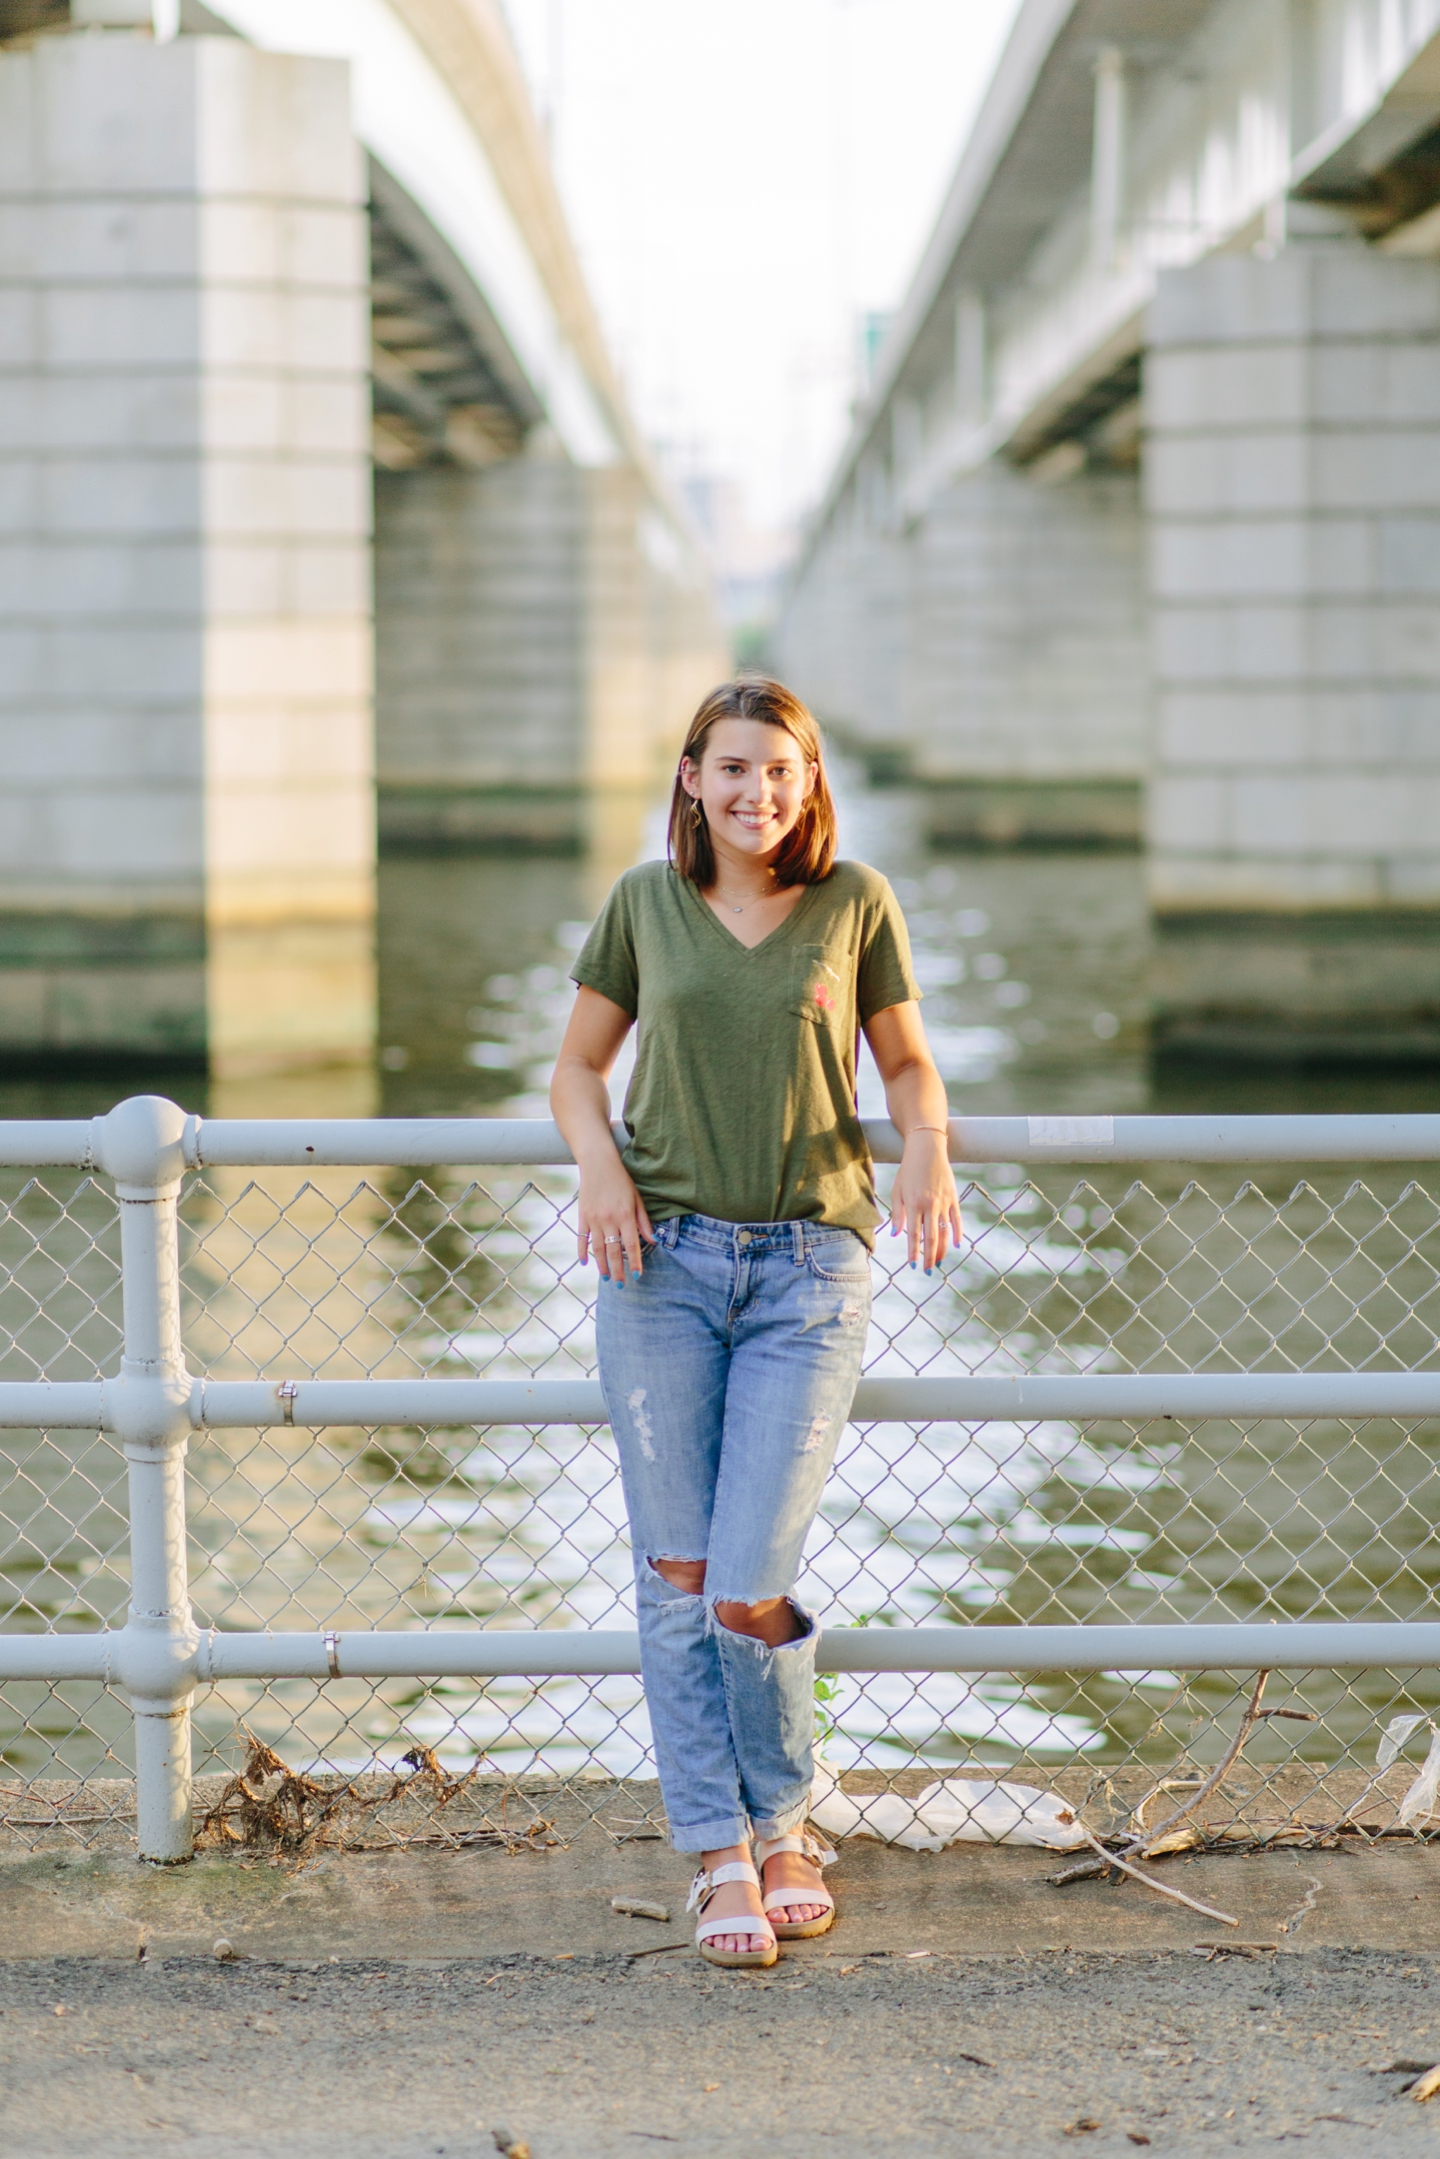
[686,1859,778,1969]
[753,1830,838,1941]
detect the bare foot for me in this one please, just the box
[697,1844,771,1957]
[759,1846,828,1928]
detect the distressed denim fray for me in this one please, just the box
[596,1212,871,1852]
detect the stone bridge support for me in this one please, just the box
[0,29,375,1079]
[907,460,1146,846]
[773,503,910,779]
[375,455,721,894]
[1147,239,1440,1060]
[777,459,1147,845]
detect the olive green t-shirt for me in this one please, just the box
[570,859,921,1243]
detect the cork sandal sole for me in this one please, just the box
[768,1905,835,1942]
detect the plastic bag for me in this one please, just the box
[809,1757,1087,1852]
[1398,1726,1440,1828]
[1377,1713,1430,1771]
[1373,1714,1440,1827]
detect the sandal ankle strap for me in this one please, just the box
[686,1859,760,1913]
[753,1830,836,1868]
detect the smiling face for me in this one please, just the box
[681,718,818,873]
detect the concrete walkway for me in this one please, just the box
[6,1819,1440,2153]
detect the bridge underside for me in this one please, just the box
[777,0,1440,1064]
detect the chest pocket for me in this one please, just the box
[790,944,848,1026]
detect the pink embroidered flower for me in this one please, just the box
[812,983,835,1010]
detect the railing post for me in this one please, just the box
[95,1096,197,1863]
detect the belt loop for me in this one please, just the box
[792,1221,805,1265]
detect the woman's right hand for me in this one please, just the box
[550,986,652,1280]
[577,1157,654,1280]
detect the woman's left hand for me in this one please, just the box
[863,1000,963,1272]
[889,1129,962,1272]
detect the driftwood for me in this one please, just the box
[611,1897,671,1922]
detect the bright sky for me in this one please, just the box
[501,0,1022,538]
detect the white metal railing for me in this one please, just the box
[2,1094,1440,1860]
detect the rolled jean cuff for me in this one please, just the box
[749,1794,812,1842]
[668,1814,752,1856]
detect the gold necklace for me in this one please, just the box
[714,876,777,915]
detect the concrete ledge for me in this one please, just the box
[6,1793,1440,1962]
[1151,909,1440,1064]
[378,786,587,854]
[921,779,1141,851]
[1154,1019,1440,1066]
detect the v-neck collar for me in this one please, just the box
[676,866,822,957]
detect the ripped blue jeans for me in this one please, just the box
[596,1212,871,1853]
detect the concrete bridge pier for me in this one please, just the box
[375,451,719,897]
[907,459,1146,846]
[1147,233,1440,1062]
[777,456,1147,846]
[0,27,376,1079]
[770,492,910,782]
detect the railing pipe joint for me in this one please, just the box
[90,1094,194,1197]
[104,1368,194,1456]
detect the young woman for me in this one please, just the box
[551,677,961,1967]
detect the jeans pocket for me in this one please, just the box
[804,1231,870,1284]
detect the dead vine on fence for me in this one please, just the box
[195,1732,559,1858]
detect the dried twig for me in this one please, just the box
[1053,1673,1271,1887]
[1136,1672,1271,1849]
[1070,1824,1239,1928]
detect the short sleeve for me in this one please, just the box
[856,878,922,1024]
[570,876,639,1017]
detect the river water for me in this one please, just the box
[2,768,1437,1793]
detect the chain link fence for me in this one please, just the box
[3,1145,1440,1852]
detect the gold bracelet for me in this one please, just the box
[906,1124,949,1138]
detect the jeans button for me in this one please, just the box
[737,1230,751,1245]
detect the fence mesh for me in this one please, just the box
[3,1156,1440,1851]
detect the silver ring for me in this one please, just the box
[604,1235,621,1244]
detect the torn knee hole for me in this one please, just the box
[649,1556,706,1595]
[713,1597,803,1640]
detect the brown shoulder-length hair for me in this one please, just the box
[668,677,838,887]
